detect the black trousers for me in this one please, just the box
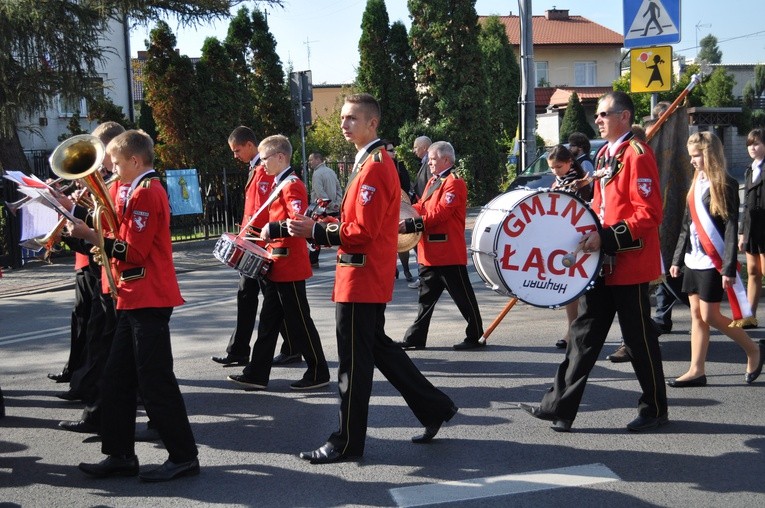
[402,264,484,346]
[100,307,197,463]
[244,279,328,385]
[328,303,455,456]
[226,274,293,358]
[540,279,668,422]
[79,292,116,424]
[64,268,96,378]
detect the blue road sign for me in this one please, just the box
[623,0,681,48]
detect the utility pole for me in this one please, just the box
[518,0,536,170]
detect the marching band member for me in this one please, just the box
[227,135,329,392]
[520,91,668,433]
[288,94,456,464]
[212,126,300,367]
[69,130,198,481]
[395,141,484,351]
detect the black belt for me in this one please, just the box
[427,233,447,242]
[337,253,366,267]
[271,247,289,257]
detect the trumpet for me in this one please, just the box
[4,177,76,215]
[49,134,120,299]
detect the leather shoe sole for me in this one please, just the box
[79,455,139,478]
[395,341,426,350]
[139,458,200,482]
[452,339,486,350]
[59,420,99,434]
[299,443,358,465]
[55,391,82,402]
[48,372,71,383]
[211,355,248,366]
[667,375,707,388]
[290,379,330,391]
[412,405,458,443]
[626,414,669,432]
[227,375,267,391]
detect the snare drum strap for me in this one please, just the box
[237,175,298,238]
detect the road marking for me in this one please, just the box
[389,463,619,507]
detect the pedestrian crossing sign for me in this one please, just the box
[623,0,681,48]
[630,46,673,93]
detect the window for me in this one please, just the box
[574,61,597,86]
[56,96,88,118]
[535,61,549,86]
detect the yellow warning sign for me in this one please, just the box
[630,46,672,93]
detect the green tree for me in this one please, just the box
[478,16,520,151]
[408,0,500,203]
[387,21,418,143]
[559,92,595,142]
[697,34,722,64]
[0,0,257,174]
[143,21,200,171]
[224,6,292,139]
[702,67,735,107]
[356,0,394,139]
[138,100,157,141]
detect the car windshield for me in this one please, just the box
[521,140,605,175]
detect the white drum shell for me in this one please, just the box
[470,190,602,308]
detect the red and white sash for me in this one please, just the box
[687,180,752,322]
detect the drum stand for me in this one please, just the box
[478,297,518,345]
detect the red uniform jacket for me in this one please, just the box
[331,147,399,303]
[592,137,663,285]
[104,174,184,310]
[264,174,312,282]
[243,164,275,248]
[412,170,468,266]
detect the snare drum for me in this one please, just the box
[213,233,272,279]
[470,189,602,308]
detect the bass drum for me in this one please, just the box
[470,189,603,308]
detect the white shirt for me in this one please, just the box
[684,173,715,270]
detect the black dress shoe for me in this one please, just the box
[48,371,71,383]
[607,343,631,363]
[395,341,425,350]
[272,353,302,365]
[55,390,82,401]
[139,458,200,482]
[59,420,99,434]
[211,354,248,366]
[412,405,458,443]
[518,403,556,421]
[667,375,707,388]
[555,339,567,349]
[626,414,669,432]
[404,272,414,283]
[79,455,139,478]
[745,346,764,384]
[452,339,486,350]
[299,443,357,465]
[551,419,573,432]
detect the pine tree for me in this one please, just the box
[702,67,735,107]
[408,0,500,203]
[697,34,722,64]
[143,20,199,171]
[559,92,595,142]
[387,21,418,143]
[478,16,520,151]
[356,0,394,139]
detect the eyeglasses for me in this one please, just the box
[261,152,282,161]
[594,110,624,120]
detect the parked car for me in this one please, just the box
[508,139,607,191]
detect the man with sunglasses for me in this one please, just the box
[520,91,668,433]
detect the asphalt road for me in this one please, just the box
[1,247,765,507]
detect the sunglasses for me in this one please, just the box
[594,110,624,120]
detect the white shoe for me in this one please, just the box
[408,279,421,289]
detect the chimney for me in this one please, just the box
[545,8,569,21]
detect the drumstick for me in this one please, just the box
[561,242,585,268]
[478,297,518,344]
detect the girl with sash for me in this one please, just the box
[668,132,763,387]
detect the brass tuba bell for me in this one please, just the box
[49,134,120,298]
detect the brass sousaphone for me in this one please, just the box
[398,189,421,252]
[49,134,120,298]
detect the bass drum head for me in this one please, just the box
[473,190,603,308]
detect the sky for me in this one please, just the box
[129,0,765,85]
